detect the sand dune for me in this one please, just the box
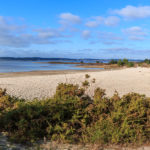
[0,67,150,100]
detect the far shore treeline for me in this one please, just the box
[0,57,146,62]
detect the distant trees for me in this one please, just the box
[144,59,150,64]
[109,58,134,67]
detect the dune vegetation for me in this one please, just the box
[0,75,150,146]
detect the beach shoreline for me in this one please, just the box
[0,68,113,78]
[0,67,150,100]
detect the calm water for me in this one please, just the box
[0,58,142,73]
[0,60,102,73]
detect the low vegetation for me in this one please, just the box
[109,59,134,67]
[0,75,150,146]
[109,58,150,68]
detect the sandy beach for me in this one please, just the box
[0,67,150,100]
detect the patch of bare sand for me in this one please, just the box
[0,67,150,100]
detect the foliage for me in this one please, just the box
[109,59,118,64]
[0,81,150,145]
[82,80,90,87]
[117,59,124,66]
[85,74,90,79]
[127,62,134,67]
[144,59,150,64]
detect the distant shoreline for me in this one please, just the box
[35,61,122,69]
[0,69,106,78]
[0,67,149,99]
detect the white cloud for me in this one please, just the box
[0,16,71,47]
[34,28,63,38]
[123,26,147,36]
[85,21,100,28]
[129,36,145,41]
[113,5,150,19]
[85,16,120,27]
[122,26,147,41]
[82,30,91,39]
[90,32,123,45]
[98,32,123,41]
[104,16,120,26]
[59,13,81,25]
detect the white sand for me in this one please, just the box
[0,67,150,100]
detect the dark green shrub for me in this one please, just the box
[109,59,118,64]
[123,58,129,65]
[117,59,124,66]
[127,62,134,67]
[144,59,150,64]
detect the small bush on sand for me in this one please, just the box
[82,80,90,88]
[85,74,90,79]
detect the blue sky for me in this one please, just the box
[0,0,150,59]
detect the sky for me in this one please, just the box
[0,0,150,59]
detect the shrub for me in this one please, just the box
[123,58,129,65]
[127,62,134,67]
[92,78,96,83]
[54,83,85,100]
[82,80,90,87]
[117,59,124,66]
[144,59,150,64]
[0,82,150,145]
[109,59,118,64]
[85,74,90,79]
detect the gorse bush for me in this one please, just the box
[0,80,150,145]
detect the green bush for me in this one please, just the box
[82,80,90,87]
[117,59,124,66]
[0,83,150,145]
[109,59,118,64]
[85,74,90,79]
[144,59,150,64]
[123,58,129,65]
[127,62,134,67]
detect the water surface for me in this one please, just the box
[0,60,102,73]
